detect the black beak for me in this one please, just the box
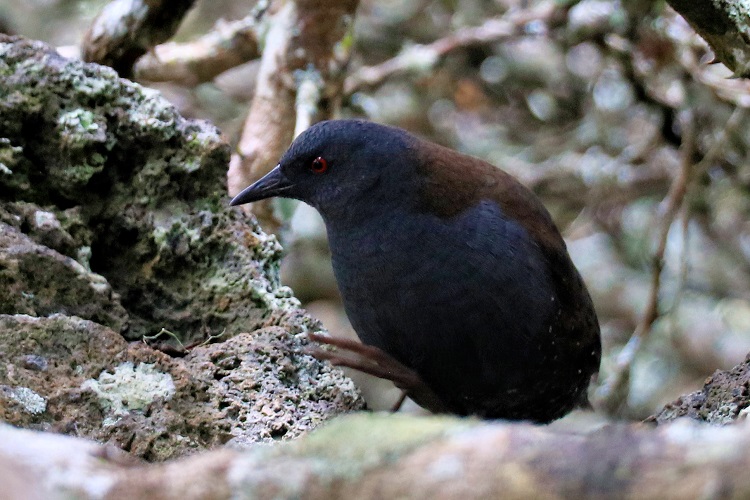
[229,165,294,206]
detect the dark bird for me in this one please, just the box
[231,120,601,422]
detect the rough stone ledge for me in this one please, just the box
[650,352,750,425]
[0,313,363,461]
[0,34,364,459]
[3,413,750,499]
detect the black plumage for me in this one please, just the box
[231,119,600,422]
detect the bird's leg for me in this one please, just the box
[306,332,448,414]
[390,391,408,413]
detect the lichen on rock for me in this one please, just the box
[0,386,47,415]
[83,362,176,417]
[0,35,364,460]
[650,352,750,425]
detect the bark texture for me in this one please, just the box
[82,0,197,77]
[668,0,750,77]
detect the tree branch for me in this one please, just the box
[596,111,697,414]
[82,0,197,77]
[667,0,750,78]
[344,1,557,95]
[133,15,261,86]
[5,412,750,499]
[226,0,358,230]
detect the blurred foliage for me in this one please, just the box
[10,0,750,419]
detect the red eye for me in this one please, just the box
[310,156,328,174]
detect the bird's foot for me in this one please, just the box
[390,391,408,412]
[306,332,448,414]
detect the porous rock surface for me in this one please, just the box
[650,352,750,425]
[0,35,363,460]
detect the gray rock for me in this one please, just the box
[650,352,750,425]
[0,314,361,460]
[0,35,364,460]
[0,220,128,330]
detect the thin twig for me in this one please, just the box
[197,329,227,347]
[694,106,747,170]
[597,105,746,412]
[596,110,697,414]
[143,328,184,348]
[668,204,691,326]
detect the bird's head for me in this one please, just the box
[230,120,416,220]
